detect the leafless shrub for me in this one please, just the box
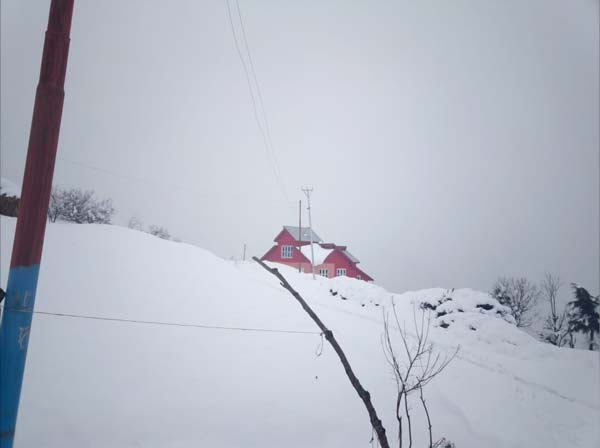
[491,277,541,327]
[381,302,458,448]
[539,273,571,347]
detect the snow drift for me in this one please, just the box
[0,217,598,447]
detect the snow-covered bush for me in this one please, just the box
[127,216,144,231]
[416,288,515,329]
[148,225,171,240]
[48,187,115,224]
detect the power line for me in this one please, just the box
[57,156,193,193]
[234,0,283,181]
[224,0,289,203]
[56,155,295,208]
[0,306,319,335]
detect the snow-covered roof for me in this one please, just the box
[0,177,20,198]
[283,226,322,243]
[300,244,333,265]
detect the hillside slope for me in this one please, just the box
[1,217,598,447]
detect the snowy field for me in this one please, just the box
[1,217,598,447]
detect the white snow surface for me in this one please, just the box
[300,243,333,265]
[0,217,598,448]
[0,177,20,197]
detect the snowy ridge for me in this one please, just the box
[0,217,598,448]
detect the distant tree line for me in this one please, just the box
[46,188,177,242]
[128,216,172,240]
[492,274,599,351]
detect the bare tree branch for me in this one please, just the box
[419,384,433,448]
[540,273,571,347]
[253,257,391,448]
[382,303,459,448]
[492,277,541,327]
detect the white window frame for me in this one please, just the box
[336,268,347,277]
[319,268,329,277]
[357,274,362,280]
[281,245,293,259]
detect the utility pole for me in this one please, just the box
[298,199,302,272]
[0,1,74,446]
[301,187,316,279]
[242,243,246,261]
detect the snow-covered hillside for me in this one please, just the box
[1,217,598,448]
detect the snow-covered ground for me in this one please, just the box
[1,217,598,447]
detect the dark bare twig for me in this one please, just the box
[540,273,571,347]
[382,302,458,448]
[404,390,413,448]
[381,314,404,448]
[419,384,433,448]
[253,257,391,448]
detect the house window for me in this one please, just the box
[336,268,347,277]
[357,274,362,280]
[319,268,328,277]
[281,245,293,259]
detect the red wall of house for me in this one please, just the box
[262,230,310,267]
[323,250,372,280]
[274,230,297,246]
[261,244,308,264]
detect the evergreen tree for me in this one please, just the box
[568,284,600,351]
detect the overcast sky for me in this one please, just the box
[1,0,598,298]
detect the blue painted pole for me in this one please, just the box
[0,1,74,446]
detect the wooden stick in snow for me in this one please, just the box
[253,257,390,448]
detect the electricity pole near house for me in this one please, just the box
[301,187,316,279]
[0,1,74,446]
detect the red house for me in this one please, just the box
[260,226,374,282]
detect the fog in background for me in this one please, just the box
[1,0,598,299]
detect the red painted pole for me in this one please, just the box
[0,1,74,446]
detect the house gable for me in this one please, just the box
[274,228,299,246]
[323,248,371,280]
